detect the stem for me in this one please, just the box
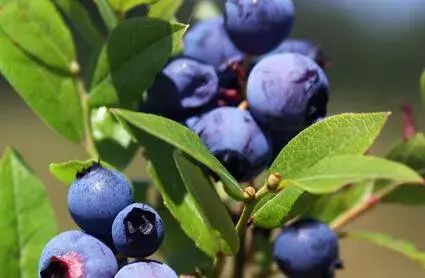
[330,183,400,230]
[233,230,246,278]
[212,253,225,278]
[75,75,98,159]
[94,0,119,32]
[241,54,252,98]
[213,182,272,278]
[235,202,254,237]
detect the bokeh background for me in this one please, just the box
[1,0,425,277]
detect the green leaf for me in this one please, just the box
[0,29,84,143]
[252,113,389,228]
[132,180,150,203]
[0,0,76,72]
[387,133,425,174]
[143,134,237,257]
[290,155,422,194]
[252,186,316,229]
[49,159,116,185]
[108,0,158,13]
[149,0,183,20]
[380,133,425,205]
[347,231,425,268]
[270,113,389,178]
[89,18,187,109]
[174,151,239,254]
[53,0,104,49]
[111,109,245,200]
[94,0,119,32]
[159,206,213,275]
[91,107,139,169]
[0,147,57,277]
[305,182,373,223]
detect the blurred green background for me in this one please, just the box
[1,0,425,277]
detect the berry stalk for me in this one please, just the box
[74,73,99,159]
[330,182,402,230]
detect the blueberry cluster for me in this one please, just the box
[38,163,176,278]
[141,0,330,182]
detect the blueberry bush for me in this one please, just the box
[0,1,425,277]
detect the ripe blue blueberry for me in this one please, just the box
[112,203,165,258]
[255,38,328,69]
[183,17,243,68]
[273,219,343,278]
[38,230,118,278]
[224,0,295,55]
[67,162,133,241]
[141,58,219,120]
[190,107,272,181]
[247,53,330,132]
[114,260,177,278]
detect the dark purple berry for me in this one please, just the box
[141,58,219,120]
[183,17,243,68]
[38,231,117,278]
[273,219,343,278]
[112,203,164,258]
[190,107,272,181]
[224,0,295,55]
[67,163,133,241]
[114,260,177,278]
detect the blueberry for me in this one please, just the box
[183,17,243,68]
[190,107,272,181]
[38,230,118,278]
[114,260,177,278]
[224,0,295,55]
[255,38,329,69]
[67,162,133,241]
[247,53,330,132]
[140,58,219,120]
[112,203,164,258]
[273,219,343,278]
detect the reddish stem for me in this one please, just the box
[401,103,416,140]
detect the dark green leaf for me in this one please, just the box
[53,0,104,49]
[253,113,389,228]
[159,206,213,275]
[91,107,139,169]
[49,159,116,185]
[111,109,245,200]
[290,155,421,194]
[143,133,237,257]
[174,151,239,255]
[305,182,373,223]
[0,29,84,143]
[132,180,150,203]
[0,0,76,71]
[109,0,158,13]
[251,232,274,277]
[380,133,425,205]
[0,147,57,277]
[149,0,183,20]
[347,231,425,268]
[88,18,187,109]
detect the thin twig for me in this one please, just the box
[75,73,98,159]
